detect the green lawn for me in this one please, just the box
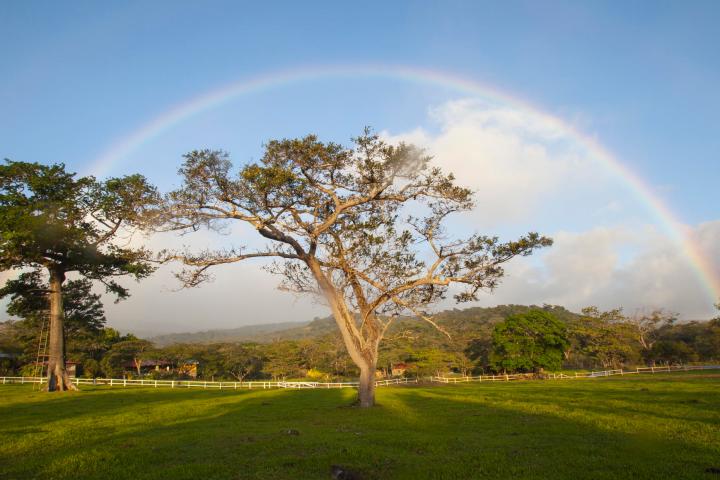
[1,372,719,479]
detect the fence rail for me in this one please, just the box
[0,375,417,390]
[429,364,720,383]
[1,365,717,390]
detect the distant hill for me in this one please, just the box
[150,321,311,346]
[149,304,581,346]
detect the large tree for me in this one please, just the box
[162,131,551,406]
[627,309,676,354]
[569,307,638,369]
[490,309,569,373]
[0,161,158,390]
[100,338,154,377]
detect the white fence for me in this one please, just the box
[1,365,716,390]
[0,375,417,390]
[430,364,720,383]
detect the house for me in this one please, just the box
[119,359,200,378]
[123,359,174,374]
[391,362,409,376]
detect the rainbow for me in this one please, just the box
[89,64,720,304]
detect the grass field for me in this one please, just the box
[1,372,719,479]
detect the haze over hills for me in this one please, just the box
[149,305,582,346]
[149,321,313,346]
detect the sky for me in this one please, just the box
[1,1,719,335]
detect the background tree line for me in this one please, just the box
[2,300,718,379]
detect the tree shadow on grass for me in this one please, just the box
[415,376,720,427]
[3,383,720,480]
[0,385,272,426]
[385,386,720,479]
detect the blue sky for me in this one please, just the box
[2,1,719,333]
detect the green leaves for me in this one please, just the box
[0,160,157,290]
[490,309,569,373]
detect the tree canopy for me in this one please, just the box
[0,161,158,296]
[160,130,552,406]
[0,160,158,390]
[490,309,569,373]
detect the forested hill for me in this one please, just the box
[150,321,310,346]
[149,305,580,346]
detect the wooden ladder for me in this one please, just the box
[32,312,49,390]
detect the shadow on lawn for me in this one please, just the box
[444,378,720,427]
[0,385,265,424]
[2,383,719,480]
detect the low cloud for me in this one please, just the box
[468,221,720,320]
[382,99,615,226]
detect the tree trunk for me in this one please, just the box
[46,267,76,391]
[358,359,377,408]
[305,258,379,407]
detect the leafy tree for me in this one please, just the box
[161,131,551,407]
[693,303,720,361]
[627,309,676,355]
[263,341,305,379]
[217,343,264,381]
[0,271,107,365]
[403,347,465,377]
[465,336,493,373]
[100,339,154,377]
[81,358,103,378]
[490,310,569,373]
[569,307,638,369]
[0,321,21,375]
[0,161,158,390]
[648,340,698,365]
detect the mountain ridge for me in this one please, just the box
[148,304,581,346]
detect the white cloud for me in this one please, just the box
[382,99,616,226]
[466,222,720,319]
